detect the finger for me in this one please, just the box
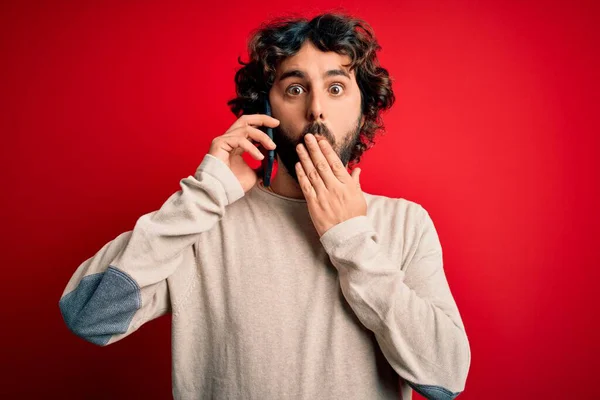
[295,162,317,200]
[235,137,265,160]
[228,114,280,132]
[296,143,327,195]
[316,136,351,183]
[229,125,277,150]
[303,134,338,188]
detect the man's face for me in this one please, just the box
[268,40,364,183]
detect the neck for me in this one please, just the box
[268,157,305,200]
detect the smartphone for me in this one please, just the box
[262,98,276,187]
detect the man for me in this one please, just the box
[59,12,471,400]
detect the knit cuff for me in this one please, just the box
[195,154,245,204]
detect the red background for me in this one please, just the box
[1,0,598,398]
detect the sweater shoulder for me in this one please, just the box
[362,191,429,267]
[363,191,426,224]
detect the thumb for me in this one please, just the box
[351,167,361,185]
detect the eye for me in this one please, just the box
[286,85,305,96]
[329,83,344,96]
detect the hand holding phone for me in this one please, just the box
[207,112,278,193]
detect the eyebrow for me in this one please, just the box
[277,68,351,83]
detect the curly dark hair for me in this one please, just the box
[227,12,395,167]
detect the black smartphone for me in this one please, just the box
[262,98,276,187]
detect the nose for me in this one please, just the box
[306,90,325,122]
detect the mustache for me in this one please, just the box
[301,122,335,145]
[303,122,328,135]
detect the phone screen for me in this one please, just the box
[263,98,276,187]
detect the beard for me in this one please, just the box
[272,116,362,184]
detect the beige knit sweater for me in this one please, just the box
[59,153,471,399]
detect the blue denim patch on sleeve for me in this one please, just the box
[407,381,462,400]
[59,266,141,346]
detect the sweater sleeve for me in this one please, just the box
[58,154,244,346]
[319,205,471,400]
